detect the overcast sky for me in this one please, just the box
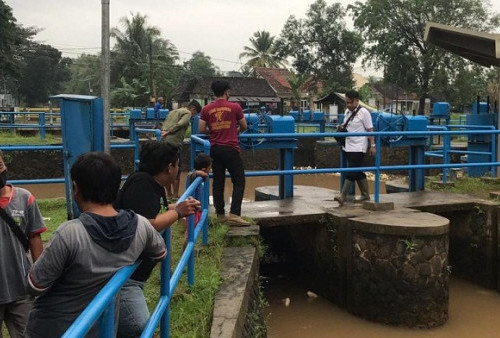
[6,0,500,77]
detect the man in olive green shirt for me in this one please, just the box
[161,99,201,199]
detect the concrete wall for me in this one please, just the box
[4,148,135,180]
[259,209,450,328]
[413,201,500,289]
[5,138,418,180]
[210,246,266,338]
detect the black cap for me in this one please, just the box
[188,99,202,113]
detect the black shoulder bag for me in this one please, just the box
[334,106,360,147]
[0,207,30,252]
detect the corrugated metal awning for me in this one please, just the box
[230,96,280,103]
[424,21,500,67]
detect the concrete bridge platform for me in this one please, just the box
[232,186,500,328]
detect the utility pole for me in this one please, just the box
[149,37,154,102]
[101,0,111,153]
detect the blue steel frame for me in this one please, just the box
[426,125,496,182]
[192,129,499,201]
[2,128,499,202]
[56,127,500,337]
[0,110,153,140]
[0,111,53,139]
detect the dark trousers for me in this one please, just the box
[344,151,366,182]
[210,145,245,216]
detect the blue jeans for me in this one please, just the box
[117,280,149,338]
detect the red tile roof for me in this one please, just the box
[253,67,293,96]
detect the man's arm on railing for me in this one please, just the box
[149,197,200,232]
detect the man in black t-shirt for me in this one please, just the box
[114,141,200,337]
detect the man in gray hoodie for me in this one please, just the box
[25,152,166,338]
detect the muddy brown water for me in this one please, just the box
[23,173,384,200]
[264,276,500,338]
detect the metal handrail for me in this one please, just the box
[0,110,134,140]
[63,176,208,337]
[13,126,500,336]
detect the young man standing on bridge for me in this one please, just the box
[0,150,46,338]
[198,80,251,226]
[25,152,167,338]
[334,89,376,205]
[160,99,202,201]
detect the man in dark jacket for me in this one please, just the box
[114,141,200,337]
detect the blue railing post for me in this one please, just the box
[160,227,172,338]
[98,300,115,338]
[133,128,140,172]
[443,132,450,184]
[202,180,209,246]
[187,212,195,287]
[39,112,46,140]
[492,132,497,178]
[9,112,15,135]
[279,148,294,198]
[374,134,381,202]
[340,149,347,193]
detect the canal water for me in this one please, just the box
[264,275,500,337]
[22,173,383,200]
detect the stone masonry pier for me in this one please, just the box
[239,186,500,328]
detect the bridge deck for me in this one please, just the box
[239,185,492,228]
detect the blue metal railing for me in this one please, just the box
[7,126,500,336]
[63,175,209,338]
[0,110,133,140]
[192,129,499,202]
[3,127,498,192]
[425,124,496,182]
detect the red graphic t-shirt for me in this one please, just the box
[200,99,244,151]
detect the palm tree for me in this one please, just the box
[239,31,287,74]
[111,13,179,104]
[287,72,312,110]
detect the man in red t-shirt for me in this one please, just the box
[198,80,251,226]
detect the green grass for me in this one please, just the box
[145,218,228,337]
[427,174,500,199]
[36,198,68,241]
[0,131,60,145]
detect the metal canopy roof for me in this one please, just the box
[50,94,98,101]
[424,21,500,67]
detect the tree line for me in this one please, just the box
[1,0,499,112]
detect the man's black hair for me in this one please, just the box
[345,89,360,100]
[194,153,212,170]
[70,152,121,204]
[211,80,231,97]
[139,141,178,176]
[188,99,202,113]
